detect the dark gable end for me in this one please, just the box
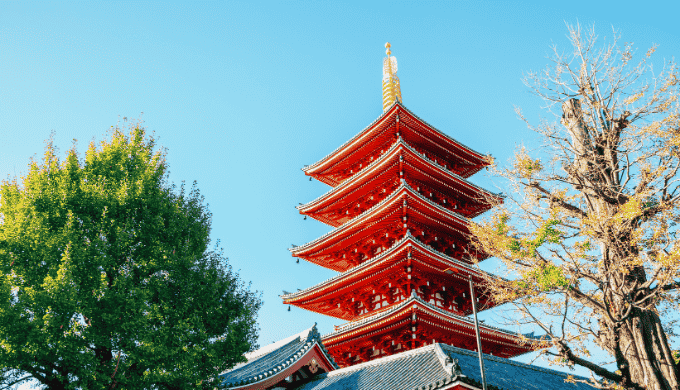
[219,324,338,390]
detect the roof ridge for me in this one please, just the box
[411,294,542,341]
[303,102,489,176]
[242,324,315,361]
[219,324,340,389]
[400,141,501,197]
[397,103,487,161]
[438,343,574,378]
[322,293,418,337]
[291,184,407,254]
[322,342,439,376]
[298,138,401,210]
[283,235,411,299]
[303,103,399,173]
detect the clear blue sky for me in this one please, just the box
[3,1,679,387]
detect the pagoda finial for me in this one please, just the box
[382,42,402,112]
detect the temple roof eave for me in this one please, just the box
[290,183,473,259]
[303,103,400,176]
[397,103,488,167]
[303,102,489,178]
[321,293,541,347]
[297,138,502,217]
[282,235,502,304]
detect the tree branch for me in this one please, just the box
[528,182,588,218]
[557,342,636,387]
[659,280,680,292]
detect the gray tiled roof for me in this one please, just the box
[292,344,448,390]
[437,344,594,390]
[218,324,338,389]
[291,343,595,390]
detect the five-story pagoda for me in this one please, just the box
[283,43,535,368]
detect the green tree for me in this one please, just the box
[0,123,261,389]
[471,25,680,389]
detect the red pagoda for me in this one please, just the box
[283,43,536,368]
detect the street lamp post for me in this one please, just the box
[469,275,488,390]
[443,267,488,390]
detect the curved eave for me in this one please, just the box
[290,183,472,263]
[397,103,488,176]
[298,138,401,215]
[321,294,539,352]
[220,343,334,390]
[283,235,491,304]
[303,103,400,177]
[303,102,489,182]
[297,139,501,225]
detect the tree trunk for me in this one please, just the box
[616,309,680,390]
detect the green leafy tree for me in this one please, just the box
[0,123,261,390]
[471,25,680,389]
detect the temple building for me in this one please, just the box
[219,44,596,390]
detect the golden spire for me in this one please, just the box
[382,42,402,112]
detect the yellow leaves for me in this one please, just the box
[512,148,543,179]
[656,249,680,270]
[624,91,644,105]
[646,44,658,58]
[616,197,644,221]
[578,213,601,239]
[573,239,592,258]
[656,95,677,113]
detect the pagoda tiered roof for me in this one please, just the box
[291,183,489,271]
[304,103,490,186]
[283,44,541,367]
[321,292,538,364]
[283,235,501,320]
[298,139,500,227]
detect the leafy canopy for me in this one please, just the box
[0,124,261,390]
